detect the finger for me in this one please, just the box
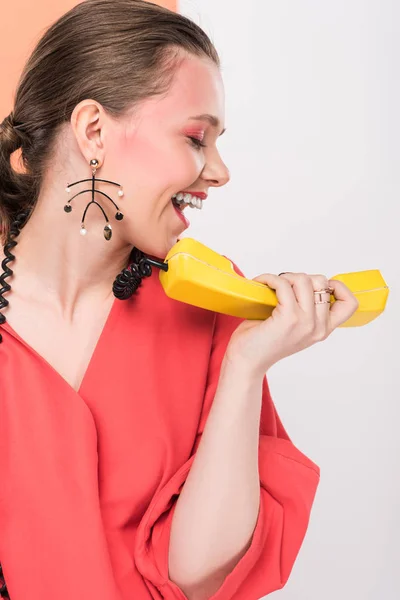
[252,273,298,311]
[309,274,332,310]
[308,274,331,292]
[328,279,359,328]
[277,272,315,315]
[308,274,332,335]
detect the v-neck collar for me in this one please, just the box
[0,295,122,397]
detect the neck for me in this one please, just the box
[5,184,134,319]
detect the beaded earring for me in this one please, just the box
[64,158,124,240]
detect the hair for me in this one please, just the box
[0,0,220,351]
[0,0,219,242]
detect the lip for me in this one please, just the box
[180,191,208,200]
[172,202,190,229]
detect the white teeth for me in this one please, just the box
[172,192,203,210]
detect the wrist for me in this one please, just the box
[221,350,271,383]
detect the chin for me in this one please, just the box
[134,236,179,262]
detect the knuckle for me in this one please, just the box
[289,272,308,282]
[313,328,329,342]
[279,276,291,286]
[298,273,310,281]
[313,275,330,288]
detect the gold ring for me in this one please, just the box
[314,287,334,304]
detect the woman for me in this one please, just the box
[0,1,358,599]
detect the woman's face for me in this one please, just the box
[103,53,229,259]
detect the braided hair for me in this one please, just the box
[0,113,34,347]
[0,0,219,592]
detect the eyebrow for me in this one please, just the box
[188,114,226,136]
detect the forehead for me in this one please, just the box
[134,54,225,127]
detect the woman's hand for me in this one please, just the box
[224,272,359,378]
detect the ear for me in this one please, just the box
[70,100,106,166]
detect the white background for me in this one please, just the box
[179,1,399,598]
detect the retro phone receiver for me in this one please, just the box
[155,238,389,327]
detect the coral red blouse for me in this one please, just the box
[0,257,320,600]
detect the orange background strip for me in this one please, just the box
[0,0,177,118]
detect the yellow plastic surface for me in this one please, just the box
[159,238,389,327]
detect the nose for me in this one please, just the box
[202,148,230,188]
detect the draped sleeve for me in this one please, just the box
[133,258,320,599]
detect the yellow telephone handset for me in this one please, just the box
[158,238,389,327]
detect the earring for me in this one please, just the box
[64,158,125,241]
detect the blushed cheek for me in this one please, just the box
[117,133,201,190]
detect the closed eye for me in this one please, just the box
[187,136,207,150]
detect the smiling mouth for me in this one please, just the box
[172,198,185,211]
[171,192,203,211]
